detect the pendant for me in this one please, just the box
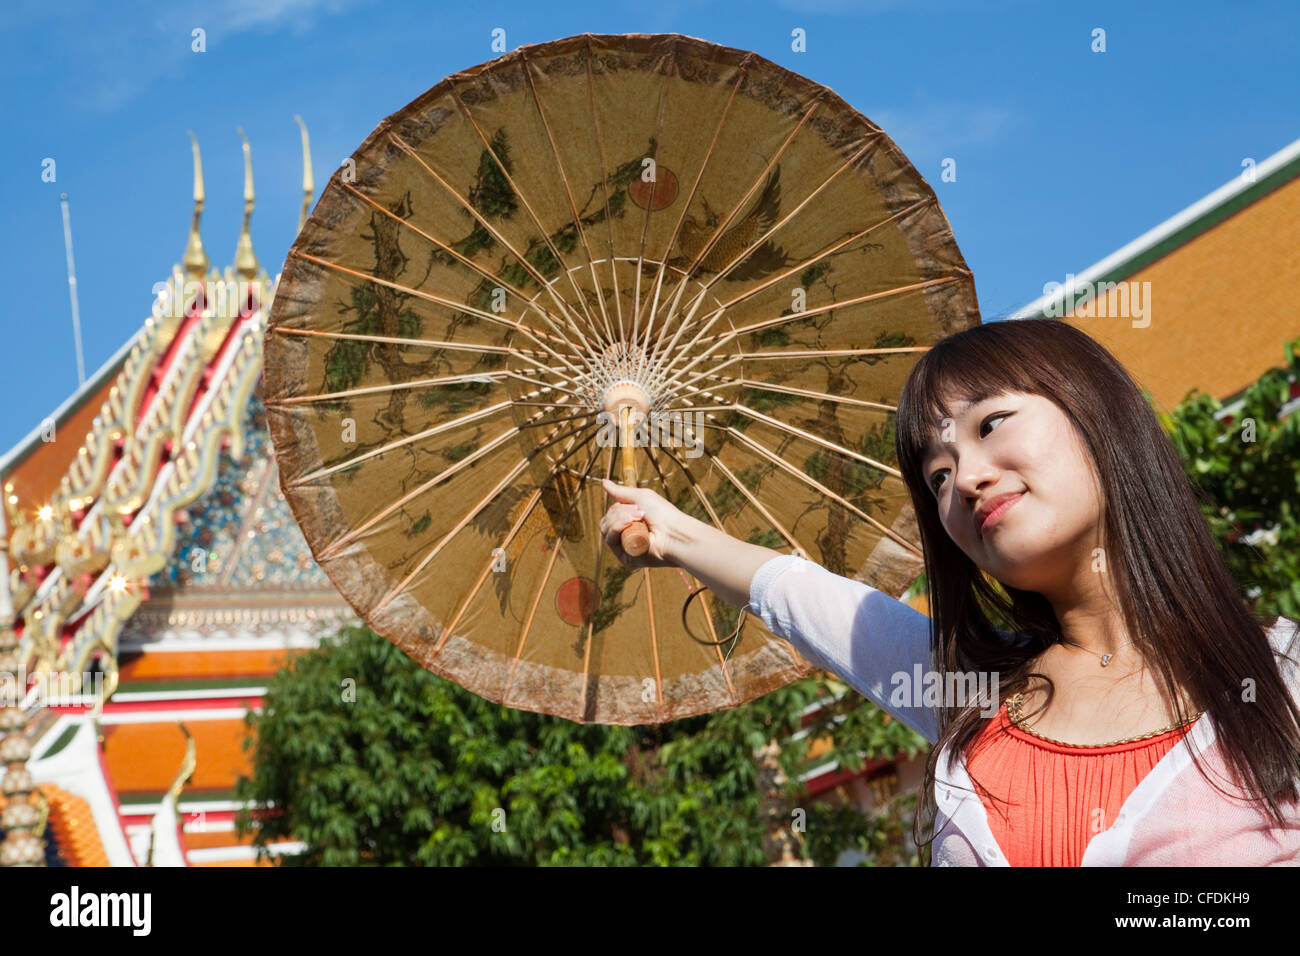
[1100,653,1113,666]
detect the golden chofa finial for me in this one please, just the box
[294,114,315,234]
[182,130,209,280]
[234,127,259,281]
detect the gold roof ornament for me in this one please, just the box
[146,724,195,867]
[88,655,120,721]
[294,114,315,235]
[182,131,209,280]
[233,127,259,281]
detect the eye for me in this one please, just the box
[927,412,1011,494]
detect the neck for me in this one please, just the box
[1038,566,1135,663]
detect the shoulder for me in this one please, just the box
[1266,614,1300,658]
[1266,615,1300,655]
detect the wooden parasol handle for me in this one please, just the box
[618,405,651,557]
[621,519,651,557]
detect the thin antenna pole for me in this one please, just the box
[294,114,314,233]
[59,191,86,386]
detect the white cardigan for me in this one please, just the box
[748,553,1300,866]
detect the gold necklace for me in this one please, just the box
[1061,638,1134,667]
[1005,692,1203,748]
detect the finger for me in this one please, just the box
[613,502,642,522]
[602,511,631,543]
[601,503,636,531]
[602,477,640,504]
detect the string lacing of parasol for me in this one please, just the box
[681,588,751,665]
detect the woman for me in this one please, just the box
[598,318,1300,866]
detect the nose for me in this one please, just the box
[952,454,1001,510]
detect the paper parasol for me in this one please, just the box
[263,32,979,724]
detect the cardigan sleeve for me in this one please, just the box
[749,554,940,744]
[1268,616,1300,694]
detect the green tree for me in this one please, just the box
[1159,336,1300,619]
[234,623,925,866]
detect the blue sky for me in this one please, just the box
[2,0,1297,454]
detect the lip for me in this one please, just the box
[977,492,1024,535]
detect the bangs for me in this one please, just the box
[896,326,1049,478]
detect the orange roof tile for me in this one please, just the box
[182,828,259,850]
[2,377,120,515]
[118,647,307,681]
[31,783,111,867]
[103,719,253,793]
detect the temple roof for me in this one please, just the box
[1,260,355,685]
[118,380,354,645]
[0,125,340,867]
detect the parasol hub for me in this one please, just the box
[601,381,650,428]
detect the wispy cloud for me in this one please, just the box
[869,100,1018,161]
[155,0,367,38]
[14,0,370,113]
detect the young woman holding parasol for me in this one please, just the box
[600,318,1300,865]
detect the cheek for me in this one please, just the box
[1035,416,1083,466]
[1022,435,1101,529]
[937,498,972,547]
[1037,430,1096,497]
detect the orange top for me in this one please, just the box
[965,700,1199,866]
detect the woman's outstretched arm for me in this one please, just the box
[599,478,779,609]
[599,478,941,744]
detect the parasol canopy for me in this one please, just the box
[263,32,980,724]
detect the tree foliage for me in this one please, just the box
[234,624,924,866]
[1159,336,1300,619]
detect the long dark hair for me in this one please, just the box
[892,318,1300,861]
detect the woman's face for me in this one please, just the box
[920,390,1105,593]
